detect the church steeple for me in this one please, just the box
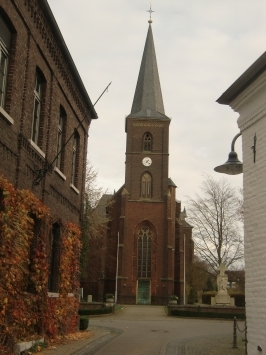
[129,21,167,119]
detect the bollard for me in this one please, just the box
[244,320,247,355]
[233,316,238,348]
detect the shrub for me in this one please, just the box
[229,293,245,307]
[169,295,178,301]
[79,317,89,330]
[105,293,114,299]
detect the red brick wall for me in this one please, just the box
[0,0,94,226]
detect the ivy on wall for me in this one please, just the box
[0,175,81,354]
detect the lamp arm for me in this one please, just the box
[32,82,112,187]
[231,132,242,152]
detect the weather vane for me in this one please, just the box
[147,4,154,23]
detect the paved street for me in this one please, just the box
[40,305,245,355]
[87,305,246,355]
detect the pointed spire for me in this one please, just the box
[129,21,166,119]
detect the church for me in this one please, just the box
[81,17,194,305]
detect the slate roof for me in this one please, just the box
[127,23,169,120]
[168,178,177,187]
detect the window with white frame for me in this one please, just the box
[0,15,11,108]
[56,107,66,170]
[71,131,79,186]
[31,72,44,145]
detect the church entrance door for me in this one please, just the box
[137,280,150,304]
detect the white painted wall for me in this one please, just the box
[230,71,266,355]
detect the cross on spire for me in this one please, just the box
[147,4,154,23]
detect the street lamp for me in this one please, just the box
[214,133,243,175]
[115,232,119,304]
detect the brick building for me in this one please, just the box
[81,20,193,305]
[217,52,266,354]
[0,0,96,291]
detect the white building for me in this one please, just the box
[217,53,266,355]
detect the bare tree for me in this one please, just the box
[186,174,243,273]
[80,160,112,278]
[237,187,244,223]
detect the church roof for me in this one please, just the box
[168,178,177,187]
[127,22,169,120]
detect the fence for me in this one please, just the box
[233,316,247,355]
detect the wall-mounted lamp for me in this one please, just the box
[214,133,243,175]
[123,284,126,287]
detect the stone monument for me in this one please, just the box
[211,263,235,306]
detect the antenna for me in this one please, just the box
[32,82,112,187]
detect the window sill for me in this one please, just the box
[0,106,14,125]
[54,166,66,180]
[48,292,74,297]
[70,183,80,195]
[28,139,45,158]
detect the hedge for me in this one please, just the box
[170,309,245,319]
[78,307,113,316]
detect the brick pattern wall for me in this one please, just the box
[82,111,193,305]
[0,0,94,226]
[125,117,170,201]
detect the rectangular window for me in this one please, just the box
[71,133,79,186]
[31,73,43,145]
[56,109,65,170]
[0,16,11,108]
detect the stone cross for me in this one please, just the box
[218,263,227,276]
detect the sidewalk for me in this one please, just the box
[167,333,246,355]
[38,325,246,355]
[38,326,122,355]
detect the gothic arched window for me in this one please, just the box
[143,133,152,151]
[141,173,152,199]
[137,226,152,278]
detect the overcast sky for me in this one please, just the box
[48,0,266,202]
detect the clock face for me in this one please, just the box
[142,157,152,166]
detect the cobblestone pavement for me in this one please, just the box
[39,306,246,355]
[167,334,246,355]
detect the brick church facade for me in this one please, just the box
[82,20,194,305]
